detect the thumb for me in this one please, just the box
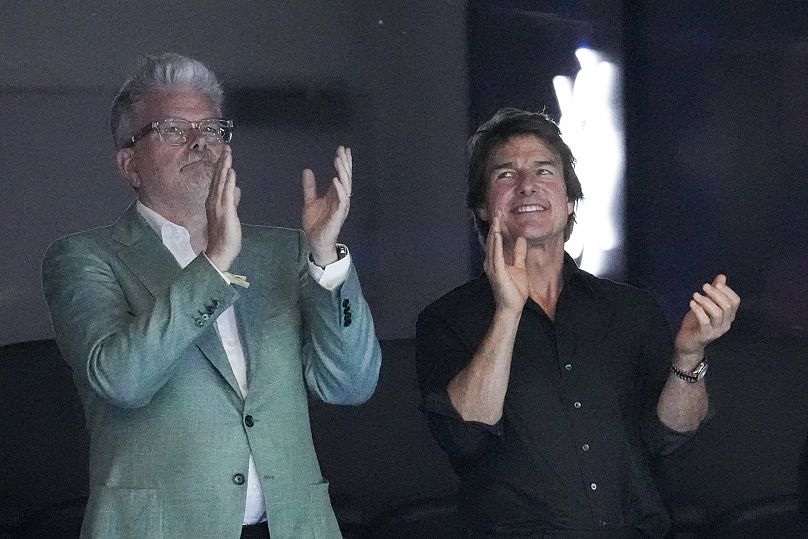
[302,169,317,203]
[513,237,527,269]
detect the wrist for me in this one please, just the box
[204,250,233,273]
[310,244,347,269]
[673,350,705,371]
[493,305,523,323]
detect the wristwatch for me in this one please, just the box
[671,360,709,383]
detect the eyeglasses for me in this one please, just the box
[125,118,234,148]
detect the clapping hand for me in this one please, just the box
[302,146,352,266]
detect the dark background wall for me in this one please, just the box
[2,0,807,344]
[0,1,470,346]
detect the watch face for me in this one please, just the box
[694,362,709,379]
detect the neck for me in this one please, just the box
[140,198,209,254]
[511,240,567,318]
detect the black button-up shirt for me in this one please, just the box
[416,257,700,537]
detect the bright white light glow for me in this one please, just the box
[554,47,624,276]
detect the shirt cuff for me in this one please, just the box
[421,392,504,436]
[202,252,231,284]
[307,244,351,290]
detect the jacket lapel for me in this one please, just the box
[110,203,244,398]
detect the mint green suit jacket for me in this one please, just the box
[42,204,381,538]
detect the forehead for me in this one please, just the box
[136,89,219,123]
[487,134,560,167]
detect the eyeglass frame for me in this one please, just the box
[123,118,234,148]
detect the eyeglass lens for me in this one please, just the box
[157,119,231,145]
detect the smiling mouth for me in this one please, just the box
[182,160,213,170]
[513,204,547,213]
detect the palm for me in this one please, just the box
[300,146,353,261]
[302,187,342,246]
[503,264,529,304]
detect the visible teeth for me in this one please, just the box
[514,205,545,213]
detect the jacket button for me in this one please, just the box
[233,473,245,485]
[244,415,254,427]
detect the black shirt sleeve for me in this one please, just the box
[415,305,503,468]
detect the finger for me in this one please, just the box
[302,169,317,203]
[233,185,241,208]
[513,237,527,269]
[712,274,727,287]
[483,217,497,273]
[216,146,233,204]
[334,148,352,195]
[345,146,352,173]
[692,292,723,324]
[689,299,711,327]
[702,282,734,312]
[208,146,229,204]
[224,169,238,207]
[331,176,350,207]
[492,218,505,274]
[714,277,741,308]
[219,168,233,211]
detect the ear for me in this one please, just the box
[116,148,140,189]
[476,206,490,222]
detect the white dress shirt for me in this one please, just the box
[136,201,350,524]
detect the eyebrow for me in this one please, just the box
[489,159,559,171]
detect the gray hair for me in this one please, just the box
[111,52,224,149]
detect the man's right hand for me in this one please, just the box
[484,214,529,314]
[205,145,242,272]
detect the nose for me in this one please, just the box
[187,127,208,150]
[516,171,537,195]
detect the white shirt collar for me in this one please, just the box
[135,200,195,267]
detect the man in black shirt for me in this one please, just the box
[416,108,740,537]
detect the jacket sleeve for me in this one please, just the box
[42,234,238,409]
[296,231,381,405]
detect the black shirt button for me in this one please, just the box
[244,415,254,428]
[233,473,245,485]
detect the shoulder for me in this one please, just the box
[418,275,493,328]
[43,225,117,262]
[575,269,659,309]
[571,269,667,334]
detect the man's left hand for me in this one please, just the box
[674,274,741,359]
[302,146,352,266]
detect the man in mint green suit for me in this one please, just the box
[42,53,381,539]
